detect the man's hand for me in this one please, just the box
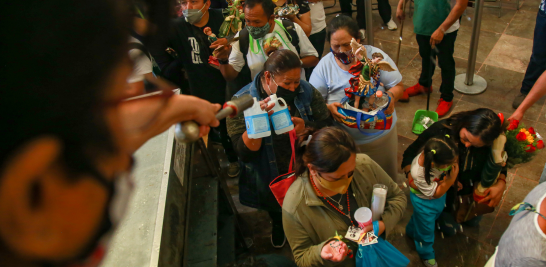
[321,240,348,262]
[292,117,305,134]
[478,178,506,207]
[210,38,228,50]
[396,5,405,23]
[327,102,346,122]
[214,44,232,60]
[508,110,523,122]
[430,28,445,47]
[363,221,385,236]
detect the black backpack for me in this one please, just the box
[226,19,301,99]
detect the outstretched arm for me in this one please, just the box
[509,71,546,121]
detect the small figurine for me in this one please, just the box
[203,27,218,43]
[263,37,283,56]
[346,38,396,111]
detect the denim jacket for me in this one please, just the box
[229,73,317,211]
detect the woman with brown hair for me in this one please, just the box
[282,127,406,267]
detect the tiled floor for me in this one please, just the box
[221,0,546,265]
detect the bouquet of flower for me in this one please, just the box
[504,120,544,168]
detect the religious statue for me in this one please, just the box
[219,0,245,38]
[345,38,396,111]
[203,27,218,43]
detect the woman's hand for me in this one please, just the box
[259,97,276,115]
[362,221,385,236]
[292,117,305,134]
[384,91,395,115]
[396,5,405,22]
[327,102,346,122]
[479,178,506,207]
[321,240,348,262]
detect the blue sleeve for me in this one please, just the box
[309,59,329,100]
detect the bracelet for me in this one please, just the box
[405,170,410,178]
[218,58,229,65]
[497,176,507,184]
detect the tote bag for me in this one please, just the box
[269,129,298,207]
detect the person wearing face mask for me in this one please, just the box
[402,108,506,238]
[0,1,221,266]
[309,15,404,182]
[226,50,332,249]
[151,0,243,178]
[214,0,319,88]
[283,126,406,267]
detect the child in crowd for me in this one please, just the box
[406,134,459,267]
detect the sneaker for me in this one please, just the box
[227,162,240,178]
[512,92,528,109]
[387,18,397,30]
[423,259,438,267]
[399,90,409,102]
[405,83,432,97]
[436,99,453,117]
[271,224,286,248]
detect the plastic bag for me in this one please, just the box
[355,221,409,267]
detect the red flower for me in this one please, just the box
[507,120,519,130]
[516,132,527,141]
[525,144,536,153]
[528,127,536,135]
[538,140,545,149]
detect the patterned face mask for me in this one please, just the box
[330,48,355,65]
[247,22,271,39]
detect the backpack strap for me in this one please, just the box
[279,19,300,55]
[238,28,250,65]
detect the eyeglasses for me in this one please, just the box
[107,81,175,135]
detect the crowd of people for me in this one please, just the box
[1,0,546,267]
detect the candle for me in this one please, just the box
[371,184,387,222]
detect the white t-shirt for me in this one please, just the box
[410,152,444,199]
[228,19,319,81]
[127,37,153,84]
[309,46,402,145]
[309,1,326,35]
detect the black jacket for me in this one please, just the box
[402,119,507,196]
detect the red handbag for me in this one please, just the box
[269,129,298,207]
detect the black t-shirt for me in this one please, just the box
[169,9,226,104]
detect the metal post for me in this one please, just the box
[365,0,374,46]
[454,0,487,94]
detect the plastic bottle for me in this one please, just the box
[269,94,294,135]
[373,91,389,109]
[244,97,271,139]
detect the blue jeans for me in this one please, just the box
[406,192,447,260]
[521,9,546,94]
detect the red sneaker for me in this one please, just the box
[399,90,409,102]
[405,83,432,97]
[436,99,453,117]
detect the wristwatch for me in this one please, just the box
[218,58,229,65]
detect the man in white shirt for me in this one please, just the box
[215,0,319,83]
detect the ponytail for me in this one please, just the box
[294,127,357,178]
[421,135,460,185]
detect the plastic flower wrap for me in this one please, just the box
[505,120,544,168]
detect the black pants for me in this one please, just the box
[521,10,546,94]
[416,31,458,102]
[305,28,327,81]
[211,118,239,163]
[354,0,392,29]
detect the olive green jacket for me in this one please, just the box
[282,154,407,267]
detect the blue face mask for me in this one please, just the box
[247,22,271,39]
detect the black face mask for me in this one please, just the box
[276,84,299,105]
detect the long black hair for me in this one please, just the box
[326,14,360,42]
[294,127,357,177]
[422,135,459,185]
[444,108,502,146]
